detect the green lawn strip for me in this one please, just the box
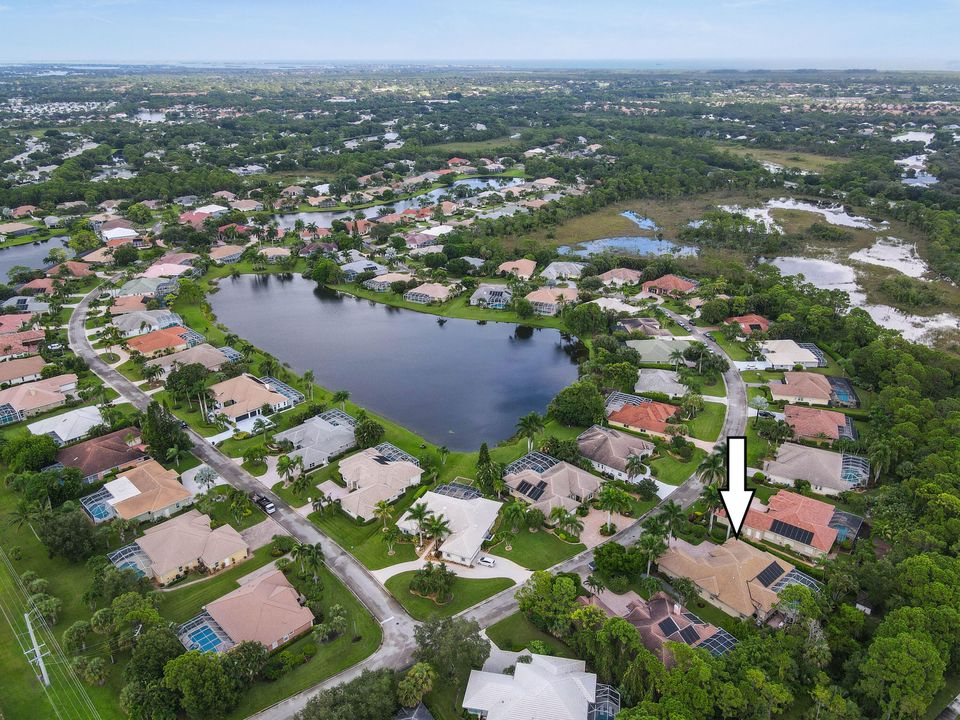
[649,449,705,486]
[747,386,772,404]
[740,369,784,384]
[203,485,267,531]
[225,565,382,720]
[155,545,277,623]
[488,527,585,570]
[686,402,725,442]
[329,284,566,330]
[711,333,750,360]
[744,422,775,467]
[698,376,726,397]
[425,681,468,720]
[241,459,268,476]
[485,611,575,657]
[384,571,514,621]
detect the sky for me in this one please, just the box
[1,0,958,70]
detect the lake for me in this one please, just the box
[273,177,523,229]
[0,236,72,281]
[558,211,697,257]
[209,274,584,450]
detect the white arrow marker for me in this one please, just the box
[720,436,754,539]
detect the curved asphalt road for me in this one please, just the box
[69,285,748,719]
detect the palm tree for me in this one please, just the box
[503,500,528,534]
[660,500,685,545]
[516,412,545,452]
[696,450,726,487]
[332,390,350,410]
[291,541,309,574]
[549,507,584,539]
[407,502,430,547]
[7,499,41,541]
[251,417,269,436]
[669,348,686,371]
[277,454,295,486]
[383,526,403,556]
[142,364,163,385]
[701,483,723,534]
[165,445,183,468]
[749,395,769,426]
[867,438,894,486]
[291,472,311,497]
[302,370,315,400]
[636,532,667,576]
[424,514,451,544]
[373,500,393,529]
[585,574,604,596]
[311,492,331,515]
[302,543,324,582]
[596,484,632,529]
[625,453,647,482]
[438,446,448,466]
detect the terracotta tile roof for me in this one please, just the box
[126,326,191,356]
[108,460,190,520]
[576,425,653,474]
[136,509,247,578]
[21,278,56,294]
[641,274,698,295]
[498,259,537,280]
[55,427,146,478]
[598,268,643,285]
[109,295,148,315]
[726,314,770,334]
[209,374,287,419]
[0,328,45,357]
[46,261,94,278]
[0,313,36,334]
[784,405,847,441]
[524,287,579,306]
[0,355,46,384]
[205,569,314,648]
[0,373,76,414]
[209,244,245,261]
[503,461,602,516]
[607,400,679,434]
[770,372,833,405]
[716,490,838,553]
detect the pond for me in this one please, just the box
[272,177,523,230]
[558,211,697,257]
[768,256,959,344]
[720,198,880,231]
[208,274,584,450]
[0,236,72,281]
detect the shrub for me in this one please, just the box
[599,522,617,536]
[262,656,286,681]
[301,642,318,659]
[275,557,292,574]
[272,535,296,555]
[606,575,630,593]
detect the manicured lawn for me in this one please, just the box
[740,369,784,384]
[203,485,267,531]
[711,333,750,360]
[649,448,705,486]
[226,565,382,719]
[241,459,268,476]
[748,386,773,404]
[156,545,277,623]
[385,572,514,621]
[687,402,725,442]
[489,527,585,570]
[745,422,775,467]
[699,375,726,397]
[486,612,576,657]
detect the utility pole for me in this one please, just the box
[24,610,50,686]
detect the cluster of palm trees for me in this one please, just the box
[405,502,451,551]
[291,540,325,583]
[409,560,456,603]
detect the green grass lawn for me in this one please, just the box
[486,611,575,657]
[225,565,382,720]
[699,376,726,397]
[687,402,726,442]
[740,369,784,384]
[385,572,514,621]
[711,333,750,360]
[649,448,705,486]
[241,459,268,476]
[745,422,775,467]
[489,527,585,570]
[203,485,267,531]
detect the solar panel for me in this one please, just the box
[679,625,702,645]
[756,560,785,588]
[517,480,533,495]
[528,481,547,501]
[698,628,739,656]
[658,618,679,637]
[770,519,815,546]
[682,611,705,625]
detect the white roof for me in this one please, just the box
[104,476,141,506]
[760,340,818,366]
[588,298,640,315]
[397,491,501,561]
[540,261,586,280]
[28,406,104,444]
[102,227,139,241]
[422,224,455,237]
[195,204,228,214]
[463,654,596,720]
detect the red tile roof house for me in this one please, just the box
[126,326,193,357]
[784,405,853,443]
[179,210,210,230]
[20,278,58,295]
[714,489,841,559]
[641,274,699,297]
[46,261,94,278]
[0,329,45,360]
[0,313,35,334]
[11,205,40,218]
[55,427,148,483]
[447,157,470,167]
[726,314,770,335]
[607,400,680,435]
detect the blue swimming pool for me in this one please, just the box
[187,625,225,653]
[87,502,111,521]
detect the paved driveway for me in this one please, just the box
[241,517,288,550]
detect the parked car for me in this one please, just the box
[758,410,775,419]
[250,492,276,514]
[477,556,496,568]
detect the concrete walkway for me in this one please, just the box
[372,554,531,585]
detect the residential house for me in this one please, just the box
[524,286,578,316]
[784,405,855,442]
[145,344,232,378]
[133,510,248,585]
[404,283,452,304]
[503,453,601,516]
[763,443,870,496]
[20,278,57,295]
[657,538,820,621]
[540,261,586,282]
[0,222,39,238]
[11,204,40,218]
[280,185,304,198]
[208,374,293,423]
[0,355,46,387]
[497,258,537,280]
[0,328,45,359]
[470,283,513,309]
[194,204,229,218]
[714,489,863,559]
[340,258,388,281]
[211,190,237,202]
[179,211,209,229]
[641,274,699,297]
[111,309,183,338]
[759,340,821,369]
[0,313,35,334]
[607,396,680,435]
[338,444,422,521]
[28,404,103,445]
[618,317,671,337]
[81,460,191,523]
[209,244,245,264]
[463,654,615,720]
[273,410,357,471]
[140,263,196,279]
[576,425,654,482]
[259,247,291,262]
[117,276,178,300]
[56,427,148,483]
[624,338,692,364]
[364,272,413,292]
[726,314,770,335]
[0,374,78,425]
[634,368,686,398]
[127,326,202,357]
[158,252,200,267]
[109,295,149,315]
[202,569,314,651]
[598,268,643,287]
[397,488,502,566]
[769,372,833,406]
[229,199,263,212]
[102,227,140,243]
[46,261,93,278]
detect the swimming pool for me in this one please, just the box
[187,624,225,653]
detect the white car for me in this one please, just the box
[477,556,497,568]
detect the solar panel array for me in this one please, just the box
[516,480,548,501]
[503,451,559,476]
[658,617,679,637]
[682,611,705,624]
[770,519,815,546]
[698,628,739,656]
[679,624,702,645]
[756,560,785,588]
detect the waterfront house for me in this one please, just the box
[576,425,654,482]
[524,286,578,316]
[273,410,357,471]
[338,444,422,521]
[397,488,502,566]
[208,374,292,423]
[404,283,452,304]
[364,272,413,292]
[470,283,513,309]
[28,404,103,445]
[641,274,698,297]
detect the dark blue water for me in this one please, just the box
[0,236,72,282]
[558,211,697,257]
[209,274,583,450]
